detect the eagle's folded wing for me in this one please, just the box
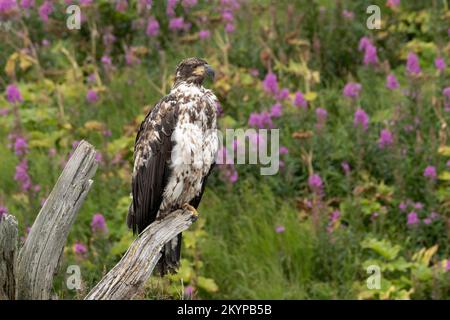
[127,95,178,234]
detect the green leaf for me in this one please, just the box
[197,276,219,293]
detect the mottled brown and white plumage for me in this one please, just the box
[127,57,219,275]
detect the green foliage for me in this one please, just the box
[0,0,449,300]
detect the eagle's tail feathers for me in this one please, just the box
[156,233,182,276]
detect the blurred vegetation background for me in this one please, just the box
[0,0,449,299]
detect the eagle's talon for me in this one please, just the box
[183,203,199,217]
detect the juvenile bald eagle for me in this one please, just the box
[127,57,219,275]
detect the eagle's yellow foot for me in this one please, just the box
[182,203,199,217]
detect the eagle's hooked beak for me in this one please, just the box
[205,64,215,81]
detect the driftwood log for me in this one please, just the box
[0,214,18,300]
[0,140,192,299]
[85,209,196,300]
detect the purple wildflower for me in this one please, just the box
[225,23,235,33]
[386,73,399,90]
[423,217,432,225]
[166,0,177,17]
[293,91,307,109]
[407,211,419,225]
[0,0,17,13]
[115,0,128,12]
[101,55,112,67]
[423,166,437,180]
[341,161,351,175]
[6,84,23,104]
[315,107,327,129]
[73,242,87,256]
[270,103,282,118]
[354,108,369,131]
[198,29,211,40]
[308,174,323,194]
[378,129,393,149]
[343,82,362,98]
[363,42,378,66]
[279,146,288,155]
[20,0,34,9]
[443,87,450,98]
[91,213,107,233]
[38,0,53,23]
[0,206,8,219]
[262,72,278,96]
[406,52,421,75]
[184,285,194,297]
[181,0,197,9]
[435,57,446,72]
[14,159,32,192]
[276,88,290,101]
[14,136,28,156]
[342,9,354,20]
[0,108,9,116]
[169,17,185,30]
[146,17,160,37]
[386,0,400,8]
[86,90,98,104]
[275,225,285,233]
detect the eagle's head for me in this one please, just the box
[174,57,215,85]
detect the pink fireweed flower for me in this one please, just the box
[20,0,34,9]
[293,91,307,109]
[423,166,437,180]
[443,87,450,98]
[73,242,87,256]
[315,107,327,129]
[358,37,371,52]
[406,52,421,75]
[363,43,378,66]
[423,217,432,225]
[0,0,18,13]
[38,0,53,23]
[14,159,32,192]
[276,88,290,101]
[399,202,407,211]
[279,146,288,155]
[169,17,185,30]
[342,9,354,20]
[378,129,393,149]
[91,213,107,233]
[354,108,369,131]
[414,202,423,210]
[181,0,197,9]
[262,72,278,96]
[225,23,235,33]
[166,0,177,17]
[0,206,8,219]
[6,84,23,104]
[435,57,446,72]
[386,73,399,90]
[343,82,362,98]
[407,211,419,225]
[146,17,160,36]
[386,0,400,8]
[184,285,194,297]
[198,29,211,40]
[308,174,323,194]
[101,55,112,67]
[115,0,128,12]
[341,161,351,175]
[270,103,282,118]
[86,90,98,104]
[0,108,9,116]
[14,136,28,156]
[248,111,273,129]
[275,225,285,233]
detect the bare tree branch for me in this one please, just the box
[85,209,197,300]
[15,140,98,300]
[0,214,18,300]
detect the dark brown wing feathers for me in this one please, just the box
[127,95,178,234]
